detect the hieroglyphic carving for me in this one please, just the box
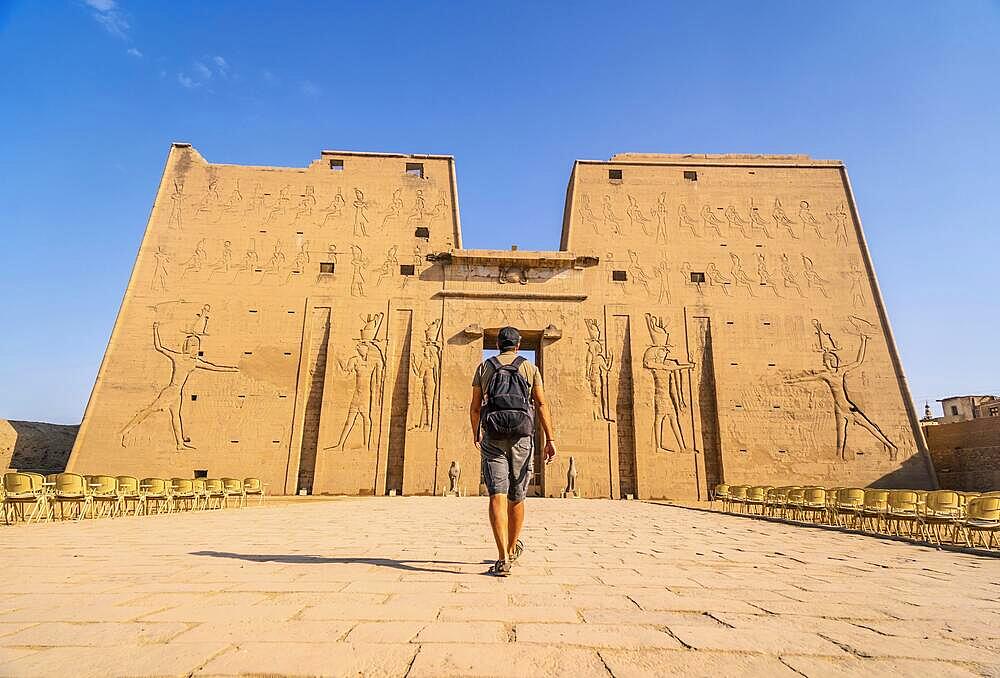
[151,246,170,291]
[245,182,265,220]
[208,240,233,278]
[352,188,370,236]
[380,188,403,230]
[772,199,798,239]
[235,238,260,280]
[652,193,669,242]
[326,313,386,451]
[406,189,427,227]
[264,185,290,225]
[643,314,695,452]
[681,262,704,297]
[261,240,286,279]
[848,262,866,309]
[706,262,731,296]
[827,202,850,246]
[799,200,825,239]
[584,318,614,422]
[653,255,671,304]
[217,179,243,220]
[779,253,804,297]
[376,245,400,287]
[427,194,450,226]
[578,194,601,234]
[195,176,220,219]
[293,185,316,222]
[181,239,209,278]
[700,205,725,238]
[801,254,830,298]
[627,250,652,296]
[785,318,897,460]
[602,195,623,235]
[185,304,211,336]
[725,204,751,238]
[756,253,782,298]
[678,203,699,237]
[350,244,368,297]
[626,195,652,236]
[729,253,756,297]
[749,199,774,238]
[168,180,184,228]
[321,188,347,227]
[120,322,238,450]
[410,319,441,431]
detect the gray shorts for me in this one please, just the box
[481,436,534,502]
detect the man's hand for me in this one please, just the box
[544,440,557,464]
[472,434,481,450]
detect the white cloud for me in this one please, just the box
[213,56,229,76]
[300,80,321,97]
[193,61,212,80]
[177,73,197,89]
[127,47,142,58]
[84,0,129,39]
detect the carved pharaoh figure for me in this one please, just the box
[410,319,442,431]
[578,194,601,234]
[801,254,830,298]
[799,200,825,239]
[151,246,170,291]
[779,253,805,297]
[626,195,652,236]
[827,202,850,246]
[168,180,184,228]
[352,188,370,237]
[602,195,623,235]
[700,205,725,238]
[729,253,756,297]
[652,193,669,242]
[350,244,368,297]
[772,199,798,239]
[327,313,386,451]
[584,318,614,422]
[120,322,238,450]
[381,188,404,230]
[642,314,695,452]
[784,318,897,460]
[725,204,751,238]
[321,188,347,226]
[678,203,699,237]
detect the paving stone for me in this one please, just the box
[196,642,417,677]
[516,622,681,648]
[779,655,984,678]
[344,621,425,643]
[414,621,510,643]
[439,605,580,623]
[300,601,441,621]
[599,649,801,677]
[0,642,228,678]
[169,619,354,643]
[669,625,847,655]
[407,643,609,677]
[0,621,189,646]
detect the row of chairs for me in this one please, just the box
[2,472,266,524]
[713,484,1000,550]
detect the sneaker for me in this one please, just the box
[489,559,512,577]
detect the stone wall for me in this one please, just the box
[1,420,79,473]
[924,418,1000,491]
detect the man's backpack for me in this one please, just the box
[482,356,534,439]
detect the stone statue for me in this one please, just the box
[563,456,579,498]
[445,460,461,496]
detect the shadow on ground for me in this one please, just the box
[190,550,491,574]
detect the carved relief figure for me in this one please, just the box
[799,200,825,239]
[700,205,725,238]
[827,202,850,246]
[652,193,669,242]
[321,188,347,226]
[293,185,316,221]
[626,195,652,236]
[168,180,184,228]
[749,200,774,238]
[120,322,238,450]
[350,244,368,297]
[729,253,756,297]
[151,246,170,291]
[578,194,601,234]
[218,179,243,218]
[756,252,782,298]
[264,185,290,225]
[406,189,427,226]
[208,240,233,278]
[584,318,614,422]
[263,240,286,275]
[181,239,209,278]
[801,254,830,298]
[186,304,211,336]
[627,250,652,296]
[772,199,798,239]
[285,240,311,283]
[780,253,805,297]
[706,262,731,296]
[376,245,400,287]
[326,313,386,450]
[235,238,260,279]
[725,204,751,238]
[245,182,265,220]
[643,314,695,452]
[352,189,370,237]
[784,318,897,460]
[678,203,699,237]
[681,262,703,296]
[499,265,528,285]
[849,262,866,309]
[602,195,622,235]
[427,194,450,226]
[410,319,442,431]
[653,255,671,304]
[381,188,404,230]
[195,177,220,218]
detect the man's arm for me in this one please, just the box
[532,379,557,464]
[470,384,482,448]
[195,358,239,373]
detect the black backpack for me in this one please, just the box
[482,356,534,439]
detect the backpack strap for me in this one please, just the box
[510,356,527,369]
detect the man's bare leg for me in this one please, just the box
[507,499,525,558]
[488,494,509,562]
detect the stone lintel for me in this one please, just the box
[432,250,599,269]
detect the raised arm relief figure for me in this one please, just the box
[643,314,695,452]
[120,322,238,450]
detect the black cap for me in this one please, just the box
[497,326,521,351]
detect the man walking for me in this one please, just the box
[470,327,557,576]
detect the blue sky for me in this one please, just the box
[0,1,997,424]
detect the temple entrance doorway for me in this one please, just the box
[481,328,545,498]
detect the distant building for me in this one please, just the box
[935,395,1000,424]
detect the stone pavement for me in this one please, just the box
[0,497,998,677]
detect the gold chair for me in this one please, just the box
[884,490,920,537]
[919,490,962,545]
[958,496,1000,549]
[786,487,806,521]
[191,478,210,510]
[49,473,93,521]
[727,485,748,514]
[2,472,50,523]
[860,489,890,533]
[204,479,227,510]
[116,476,145,516]
[244,478,266,506]
[171,478,198,511]
[712,483,730,510]
[141,478,172,514]
[799,487,827,524]
[87,475,121,518]
[222,478,246,508]
[834,488,865,528]
[745,486,770,516]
